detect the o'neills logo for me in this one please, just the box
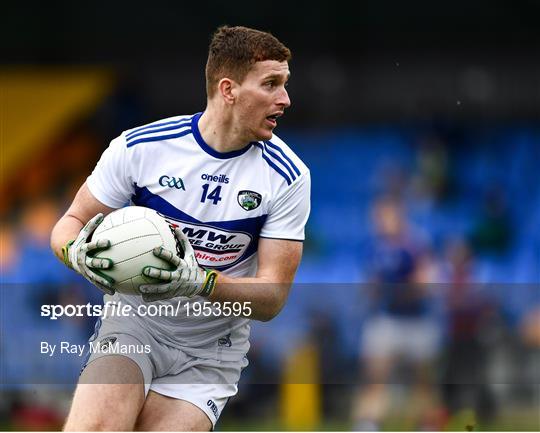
[99,336,117,350]
[160,215,252,268]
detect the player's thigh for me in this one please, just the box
[64,355,146,431]
[135,390,212,432]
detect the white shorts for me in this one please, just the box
[81,317,248,427]
[361,314,440,362]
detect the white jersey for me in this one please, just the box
[86,112,310,361]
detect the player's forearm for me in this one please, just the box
[208,273,290,322]
[51,182,117,263]
[50,215,85,262]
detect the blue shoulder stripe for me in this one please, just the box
[253,143,292,185]
[126,128,192,148]
[265,140,301,176]
[126,121,192,145]
[263,142,297,181]
[126,115,194,139]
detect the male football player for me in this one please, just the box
[50,25,310,431]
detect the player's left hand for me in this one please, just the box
[139,228,218,302]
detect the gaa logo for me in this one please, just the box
[159,175,185,190]
[237,190,262,211]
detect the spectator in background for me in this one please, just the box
[352,195,442,431]
[411,133,452,204]
[470,186,513,255]
[439,237,497,427]
[520,307,540,348]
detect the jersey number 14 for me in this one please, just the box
[200,184,222,205]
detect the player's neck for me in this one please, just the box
[198,108,251,153]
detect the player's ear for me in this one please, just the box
[218,78,236,105]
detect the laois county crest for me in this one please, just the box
[237,190,262,211]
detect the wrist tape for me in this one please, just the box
[200,269,218,297]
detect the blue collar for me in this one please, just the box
[191,112,254,159]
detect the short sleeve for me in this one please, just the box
[86,135,134,208]
[260,171,311,241]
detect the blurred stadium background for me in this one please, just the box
[1,1,539,430]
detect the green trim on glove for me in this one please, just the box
[62,240,75,269]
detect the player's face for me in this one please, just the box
[235,60,291,141]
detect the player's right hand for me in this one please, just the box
[63,213,116,295]
[139,228,217,302]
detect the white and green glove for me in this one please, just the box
[140,228,218,302]
[62,213,115,295]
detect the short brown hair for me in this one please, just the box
[205,26,291,98]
